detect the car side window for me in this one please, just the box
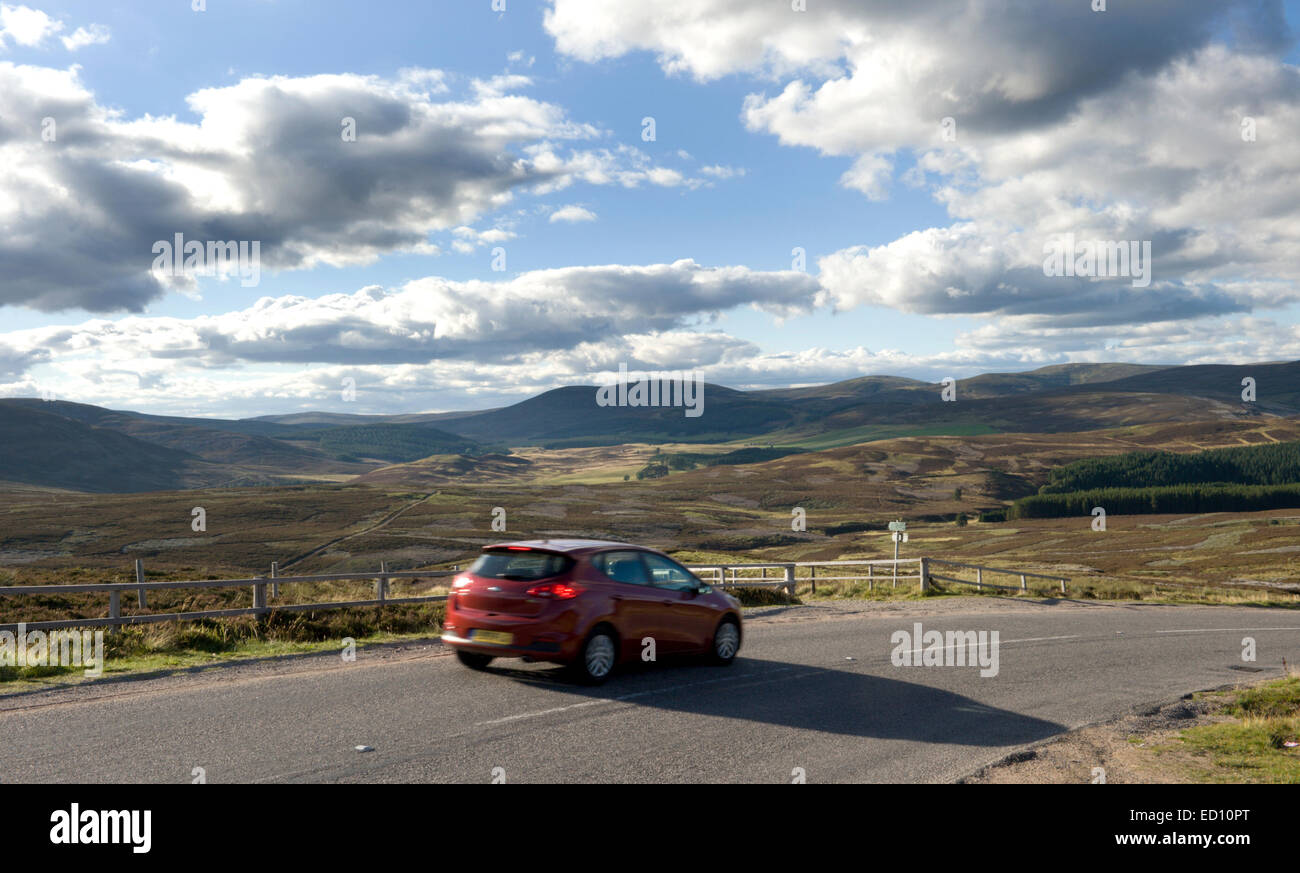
[641,553,699,592]
[593,550,651,586]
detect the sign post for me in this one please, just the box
[888,521,908,588]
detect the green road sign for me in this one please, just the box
[888,521,907,532]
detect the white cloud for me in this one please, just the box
[0,259,824,414]
[10,259,1300,416]
[838,154,891,200]
[0,3,60,48]
[549,204,596,223]
[451,225,517,249]
[60,23,109,51]
[698,164,745,179]
[0,258,818,367]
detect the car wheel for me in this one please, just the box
[456,650,495,670]
[571,627,618,685]
[710,619,740,665]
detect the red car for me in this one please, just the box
[442,539,743,683]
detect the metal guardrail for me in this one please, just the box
[0,560,455,633]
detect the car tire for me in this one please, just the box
[709,618,740,666]
[456,650,495,670]
[570,626,618,685]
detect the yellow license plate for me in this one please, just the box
[470,630,513,646]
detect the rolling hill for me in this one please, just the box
[0,404,224,492]
[2,360,1297,492]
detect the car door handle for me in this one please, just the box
[661,599,674,605]
[611,594,624,601]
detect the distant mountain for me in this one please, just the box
[2,360,1295,492]
[250,411,395,427]
[289,422,501,463]
[0,399,495,469]
[750,363,1169,404]
[0,404,222,492]
[1060,361,1300,413]
[750,374,933,403]
[0,399,363,473]
[438,384,799,446]
[0,397,307,438]
[254,407,502,427]
[434,361,1266,446]
[954,362,1171,397]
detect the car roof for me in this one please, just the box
[481,539,658,556]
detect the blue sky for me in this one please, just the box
[2,1,1299,416]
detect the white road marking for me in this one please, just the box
[1155,627,1300,634]
[896,634,1081,660]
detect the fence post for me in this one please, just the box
[135,559,147,609]
[270,561,278,599]
[919,556,929,592]
[976,567,983,591]
[868,563,874,592]
[783,564,796,595]
[109,589,121,632]
[252,578,267,613]
[376,561,388,602]
[1020,573,1027,592]
[1060,578,1066,595]
[810,565,816,594]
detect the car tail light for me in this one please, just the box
[526,581,583,599]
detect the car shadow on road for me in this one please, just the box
[480,656,1067,746]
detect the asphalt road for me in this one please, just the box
[3,598,1298,783]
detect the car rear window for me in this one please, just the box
[469,549,574,581]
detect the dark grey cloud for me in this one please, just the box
[0,65,616,312]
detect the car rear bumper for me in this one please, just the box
[441,624,585,663]
[444,599,588,662]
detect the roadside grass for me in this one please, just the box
[0,633,432,691]
[921,577,1300,607]
[0,603,445,693]
[1071,578,1300,607]
[795,580,937,601]
[1147,676,1300,783]
[727,587,802,607]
